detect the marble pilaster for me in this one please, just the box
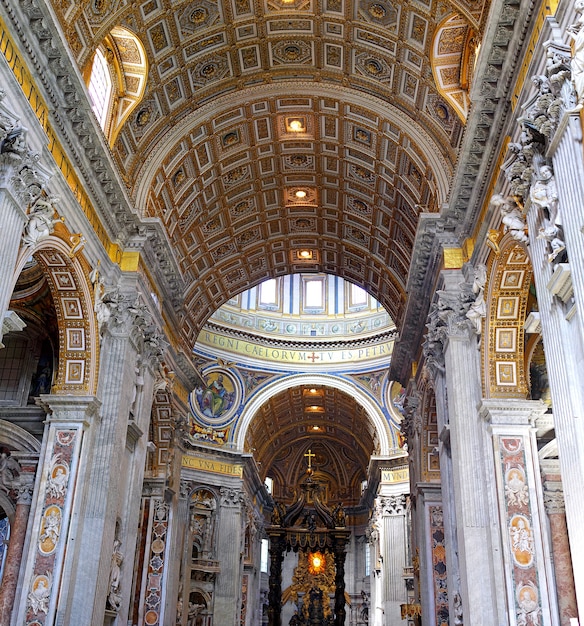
[539,108,584,620]
[431,269,502,625]
[13,395,100,626]
[214,486,244,625]
[480,399,559,626]
[422,358,461,621]
[173,480,193,626]
[137,481,173,626]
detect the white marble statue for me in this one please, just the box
[491,194,529,244]
[108,538,124,611]
[22,197,60,248]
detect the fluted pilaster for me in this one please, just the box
[525,111,584,618]
[0,190,27,344]
[431,269,501,625]
[214,486,244,625]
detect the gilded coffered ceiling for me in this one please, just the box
[48,0,489,340]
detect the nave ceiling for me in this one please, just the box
[42,0,490,343]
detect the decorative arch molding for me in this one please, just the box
[233,373,392,455]
[150,389,178,474]
[419,380,440,483]
[0,419,42,453]
[483,237,533,398]
[13,233,99,396]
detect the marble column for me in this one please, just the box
[332,533,349,626]
[0,464,35,626]
[541,460,578,626]
[12,395,100,626]
[427,269,503,625]
[54,295,161,626]
[480,399,559,626]
[268,530,286,626]
[214,486,244,625]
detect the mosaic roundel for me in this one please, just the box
[189,369,241,427]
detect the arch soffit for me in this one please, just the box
[13,234,99,396]
[0,419,42,453]
[107,27,149,148]
[483,236,533,398]
[431,13,474,122]
[133,82,454,210]
[234,373,391,455]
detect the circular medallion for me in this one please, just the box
[190,369,241,428]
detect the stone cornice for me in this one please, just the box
[203,321,398,352]
[389,215,444,385]
[446,0,538,236]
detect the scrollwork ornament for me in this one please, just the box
[400,392,422,447]
[17,482,34,505]
[180,480,195,500]
[0,451,21,498]
[379,494,407,516]
[220,486,243,507]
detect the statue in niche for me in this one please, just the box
[333,503,346,527]
[190,489,216,558]
[529,341,552,409]
[107,538,124,612]
[567,0,584,108]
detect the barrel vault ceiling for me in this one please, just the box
[244,385,378,505]
[47,0,490,344]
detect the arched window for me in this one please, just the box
[87,47,113,131]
